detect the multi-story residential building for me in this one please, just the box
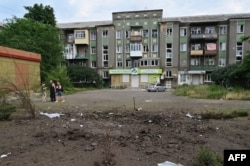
[57,10,250,88]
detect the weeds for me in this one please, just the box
[201,110,249,119]
[195,146,223,166]
[102,129,115,166]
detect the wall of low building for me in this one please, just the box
[0,46,41,90]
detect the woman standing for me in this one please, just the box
[55,81,65,103]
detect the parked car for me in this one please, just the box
[147,83,166,92]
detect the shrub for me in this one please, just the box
[0,103,16,120]
[195,146,223,166]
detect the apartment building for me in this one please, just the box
[57,10,250,88]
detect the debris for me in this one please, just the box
[186,112,193,119]
[0,152,11,158]
[145,100,152,102]
[40,112,64,118]
[80,124,83,128]
[70,119,77,122]
[158,161,184,166]
[136,107,143,111]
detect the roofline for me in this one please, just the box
[112,9,163,15]
[0,46,41,62]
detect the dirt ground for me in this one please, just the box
[0,89,250,166]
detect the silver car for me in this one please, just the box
[147,84,166,92]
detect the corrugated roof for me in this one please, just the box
[162,13,250,23]
[57,20,113,29]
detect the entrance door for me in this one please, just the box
[131,75,139,87]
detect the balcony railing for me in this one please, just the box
[190,33,217,40]
[75,54,88,59]
[189,65,217,71]
[130,35,142,42]
[204,50,217,55]
[190,50,203,56]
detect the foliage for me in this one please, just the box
[24,3,57,26]
[201,109,249,119]
[67,65,103,88]
[0,17,64,82]
[211,64,239,87]
[174,85,227,99]
[195,146,223,166]
[0,103,16,120]
[45,66,73,92]
[0,91,16,120]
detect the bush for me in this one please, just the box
[195,146,223,166]
[0,103,16,120]
[201,110,249,119]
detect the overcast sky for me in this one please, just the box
[0,0,249,23]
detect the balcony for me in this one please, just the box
[130,30,142,42]
[189,65,217,71]
[75,54,88,60]
[204,50,217,55]
[191,33,217,40]
[190,50,203,56]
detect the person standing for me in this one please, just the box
[49,80,56,102]
[41,82,47,102]
[55,81,65,102]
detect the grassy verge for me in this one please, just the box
[174,85,250,100]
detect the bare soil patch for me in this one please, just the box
[0,89,250,166]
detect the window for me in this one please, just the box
[103,45,108,67]
[130,43,141,51]
[103,30,108,38]
[152,44,158,52]
[219,58,225,67]
[204,58,215,65]
[190,58,200,66]
[91,47,96,54]
[140,59,159,66]
[180,74,186,82]
[67,34,74,43]
[117,61,123,67]
[237,24,244,33]
[143,45,149,52]
[219,26,227,35]
[191,27,201,34]
[180,28,187,36]
[143,29,149,37]
[116,30,122,39]
[204,74,212,82]
[91,61,96,68]
[75,31,85,39]
[191,43,201,50]
[167,27,172,36]
[125,45,130,53]
[166,70,172,78]
[166,43,172,66]
[180,43,187,51]
[90,31,96,40]
[205,26,215,34]
[126,60,132,67]
[125,30,130,38]
[152,29,158,38]
[103,71,109,78]
[236,42,243,62]
[116,46,122,53]
[219,42,226,50]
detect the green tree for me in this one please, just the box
[67,65,103,88]
[24,3,56,26]
[0,17,64,81]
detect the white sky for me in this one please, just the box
[0,0,249,23]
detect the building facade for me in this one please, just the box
[57,10,250,88]
[0,46,41,89]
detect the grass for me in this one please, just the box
[201,109,249,119]
[174,85,250,100]
[195,146,223,166]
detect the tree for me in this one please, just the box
[67,65,103,88]
[23,3,56,26]
[0,17,64,81]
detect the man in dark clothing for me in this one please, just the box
[49,80,56,102]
